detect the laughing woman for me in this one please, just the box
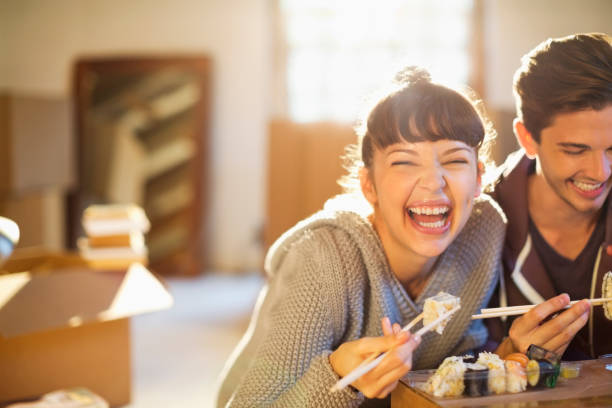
[215,67,505,407]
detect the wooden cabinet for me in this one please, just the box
[69,56,211,276]
[265,120,355,249]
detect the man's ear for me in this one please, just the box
[513,118,538,159]
[359,167,377,205]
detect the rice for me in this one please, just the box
[423,292,460,334]
[477,352,506,394]
[505,360,527,393]
[603,271,612,320]
[423,356,466,397]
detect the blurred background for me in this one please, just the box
[0,0,610,407]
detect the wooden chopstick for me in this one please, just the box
[330,306,460,392]
[472,297,612,320]
[401,312,424,333]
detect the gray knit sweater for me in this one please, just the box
[216,194,506,407]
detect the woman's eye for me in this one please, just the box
[391,161,416,166]
[443,159,469,165]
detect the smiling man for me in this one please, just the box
[490,33,612,360]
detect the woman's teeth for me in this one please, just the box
[408,206,450,229]
[417,220,446,228]
[572,180,603,191]
[409,206,449,215]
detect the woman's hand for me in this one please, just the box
[329,317,421,399]
[498,293,590,357]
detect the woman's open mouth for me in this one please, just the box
[407,204,452,234]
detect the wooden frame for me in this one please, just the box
[69,56,211,276]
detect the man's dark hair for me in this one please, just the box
[513,32,612,142]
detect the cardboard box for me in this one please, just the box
[0,252,173,407]
[0,188,66,250]
[0,93,74,196]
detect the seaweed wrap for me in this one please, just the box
[461,354,477,364]
[463,363,489,397]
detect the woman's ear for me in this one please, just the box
[359,167,377,205]
[474,161,484,197]
[513,118,538,159]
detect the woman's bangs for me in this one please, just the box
[395,95,484,147]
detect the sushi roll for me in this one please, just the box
[505,360,527,393]
[423,356,466,397]
[423,292,461,334]
[463,363,489,397]
[476,352,506,394]
[526,359,558,388]
[603,271,612,320]
[526,344,560,364]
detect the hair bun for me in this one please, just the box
[394,66,432,85]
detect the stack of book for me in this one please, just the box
[78,204,151,269]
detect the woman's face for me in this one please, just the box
[361,139,481,260]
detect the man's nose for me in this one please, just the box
[588,151,612,181]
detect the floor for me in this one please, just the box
[126,272,265,408]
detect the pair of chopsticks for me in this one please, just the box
[471,297,612,320]
[330,305,460,393]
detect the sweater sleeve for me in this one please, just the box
[223,230,365,407]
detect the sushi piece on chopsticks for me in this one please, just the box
[603,271,612,320]
[423,292,461,334]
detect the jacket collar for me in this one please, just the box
[495,151,557,302]
[494,150,532,258]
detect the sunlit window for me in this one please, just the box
[280,0,473,122]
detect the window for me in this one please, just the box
[279,0,474,122]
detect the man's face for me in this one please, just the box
[529,105,612,215]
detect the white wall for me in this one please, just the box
[484,0,612,110]
[0,0,272,271]
[1,0,610,272]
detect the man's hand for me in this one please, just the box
[502,293,590,356]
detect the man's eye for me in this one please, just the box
[563,150,585,155]
[391,161,416,166]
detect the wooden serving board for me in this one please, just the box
[391,359,612,407]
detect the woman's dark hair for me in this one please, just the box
[513,32,612,142]
[340,66,494,192]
